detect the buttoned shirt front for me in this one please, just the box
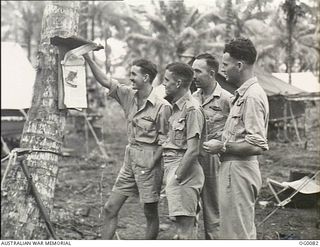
[193,83,232,141]
[108,80,172,145]
[162,91,205,151]
[222,77,269,150]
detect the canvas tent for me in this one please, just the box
[272,72,320,93]
[1,42,36,109]
[217,67,306,121]
[216,67,313,142]
[1,42,36,142]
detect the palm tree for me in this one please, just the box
[257,1,318,75]
[1,1,80,239]
[123,0,224,83]
[1,1,45,61]
[282,0,305,84]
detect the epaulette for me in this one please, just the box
[186,106,195,112]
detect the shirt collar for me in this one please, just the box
[147,88,157,105]
[174,91,192,110]
[236,77,258,97]
[134,87,156,106]
[194,82,222,99]
[212,83,223,97]
[194,83,222,104]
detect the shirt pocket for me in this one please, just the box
[134,115,157,143]
[172,117,186,146]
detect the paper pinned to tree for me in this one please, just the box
[60,43,100,109]
[61,54,87,108]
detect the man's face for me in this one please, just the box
[163,70,179,97]
[129,65,146,90]
[221,53,240,85]
[192,59,212,89]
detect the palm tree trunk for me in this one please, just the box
[1,1,80,239]
[225,0,233,41]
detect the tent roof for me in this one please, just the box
[1,42,36,109]
[217,67,305,97]
[272,72,320,93]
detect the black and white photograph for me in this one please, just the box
[1,0,319,243]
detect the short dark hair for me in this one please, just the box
[223,38,257,65]
[132,59,158,82]
[166,62,194,88]
[195,53,219,74]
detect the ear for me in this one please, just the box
[176,79,182,88]
[237,61,244,71]
[144,74,149,82]
[209,69,215,78]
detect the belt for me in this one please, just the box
[219,154,258,162]
[128,142,159,150]
[163,149,185,157]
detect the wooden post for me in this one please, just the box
[283,100,289,142]
[288,101,302,144]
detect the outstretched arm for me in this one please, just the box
[83,53,113,89]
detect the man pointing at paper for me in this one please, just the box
[83,53,172,239]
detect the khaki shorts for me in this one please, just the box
[112,144,164,203]
[163,149,204,217]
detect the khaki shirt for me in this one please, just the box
[108,80,172,145]
[193,83,232,141]
[222,77,269,150]
[162,91,205,151]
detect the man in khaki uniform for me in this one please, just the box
[162,62,205,239]
[192,53,232,239]
[84,54,172,239]
[203,38,269,239]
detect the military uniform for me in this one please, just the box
[219,77,269,239]
[193,83,232,239]
[108,80,172,203]
[162,92,205,216]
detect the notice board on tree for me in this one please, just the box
[50,36,104,110]
[61,46,88,109]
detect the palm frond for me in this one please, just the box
[125,33,164,48]
[145,14,169,34]
[177,26,198,41]
[198,24,226,38]
[185,8,199,27]
[191,11,223,28]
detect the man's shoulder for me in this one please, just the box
[185,96,202,112]
[153,94,172,108]
[246,82,268,98]
[219,88,233,102]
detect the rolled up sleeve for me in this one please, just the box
[186,109,204,140]
[243,97,269,150]
[107,79,133,109]
[157,104,172,145]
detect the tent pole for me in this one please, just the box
[283,100,289,142]
[288,101,302,144]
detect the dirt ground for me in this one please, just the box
[48,99,320,240]
[2,99,319,240]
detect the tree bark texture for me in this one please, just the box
[1,1,80,239]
